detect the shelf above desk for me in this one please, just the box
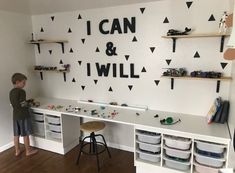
[29,40,68,54]
[162,33,230,52]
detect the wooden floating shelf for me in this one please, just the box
[162,33,230,52]
[29,40,68,44]
[34,69,69,82]
[29,39,68,54]
[161,33,230,39]
[161,75,232,93]
[161,76,232,81]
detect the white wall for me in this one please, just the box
[0,0,30,14]
[31,0,232,149]
[0,10,39,151]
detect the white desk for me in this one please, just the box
[30,97,231,173]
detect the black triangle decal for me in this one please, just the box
[95,47,100,52]
[40,27,44,32]
[125,55,130,61]
[51,16,55,21]
[140,8,145,14]
[94,80,98,84]
[78,14,82,19]
[49,50,52,54]
[186,1,193,9]
[128,85,133,91]
[81,38,85,44]
[221,63,228,69]
[141,67,147,72]
[166,59,172,65]
[81,86,85,90]
[194,51,200,58]
[69,48,73,53]
[150,47,155,53]
[109,87,113,92]
[72,78,76,82]
[59,60,63,64]
[78,61,82,65]
[208,14,216,21]
[154,80,160,86]
[132,36,137,42]
[163,17,169,23]
[68,28,72,33]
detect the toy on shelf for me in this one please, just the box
[34,65,57,71]
[219,11,228,34]
[162,68,187,77]
[190,71,222,78]
[167,27,192,36]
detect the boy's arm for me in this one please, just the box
[19,90,29,107]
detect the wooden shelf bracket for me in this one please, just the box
[216,80,221,93]
[56,42,65,54]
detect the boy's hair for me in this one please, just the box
[11,73,27,84]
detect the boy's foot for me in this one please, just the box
[26,149,38,156]
[15,150,22,157]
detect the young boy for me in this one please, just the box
[9,73,38,156]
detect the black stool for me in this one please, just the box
[76,121,111,171]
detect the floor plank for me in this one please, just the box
[0,145,136,173]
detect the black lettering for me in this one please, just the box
[124,17,136,33]
[99,19,109,34]
[96,63,110,76]
[130,63,139,78]
[110,18,122,34]
[113,64,117,77]
[120,64,128,78]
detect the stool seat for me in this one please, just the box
[80,121,105,132]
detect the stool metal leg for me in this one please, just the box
[76,135,90,165]
[97,134,111,158]
[91,132,100,172]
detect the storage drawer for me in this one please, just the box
[194,162,219,173]
[31,112,44,121]
[32,121,45,137]
[164,135,191,150]
[164,145,191,159]
[195,140,226,154]
[46,115,61,125]
[137,140,161,153]
[48,124,61,133]
[164,156,191,171]
[136,131,161,144]
[136,149,161,163]
[194,153,225,168]
[47,131,62,139]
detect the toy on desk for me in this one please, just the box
[109,102,118,105]
[121,103,128,107]
[160,117,181,125]
[74,107,81,112]
[91,109,98,115]
[154,114,159,118]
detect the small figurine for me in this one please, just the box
[167,27,191,36]
[219,11,228,33]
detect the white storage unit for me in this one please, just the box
[20,108,81,155]
[134,126,230,173]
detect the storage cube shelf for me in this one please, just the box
[134,128,229,173]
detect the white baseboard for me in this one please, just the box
[0,141,14,153]
[82,135,134,153]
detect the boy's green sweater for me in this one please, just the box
[9,88,30,120]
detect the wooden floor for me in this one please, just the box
[0,145,136,173]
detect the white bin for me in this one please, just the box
[195,140,226,154]
[164,156,191,171]
[46,115,60,125]
[32,112,44,121]
[48,131,62,140]
[164,135,191,150]
[32,121,45,137]
[136,149,161,163]
[194,162,219,173]
[48,124,61,133]
[194,153,225,168]
[136,131,161,144]
[137,140,161,153]
[164,145,191,159]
